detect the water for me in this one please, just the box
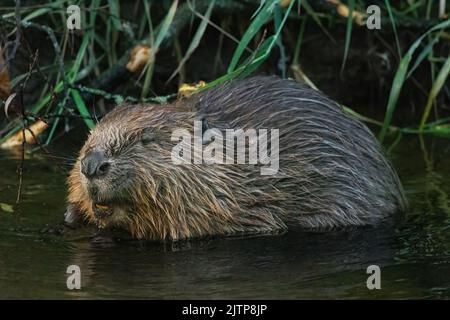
[0,135,449,299]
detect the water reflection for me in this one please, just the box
[62,226,395,299]
[0,135,449,298]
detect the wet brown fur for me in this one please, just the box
[67,76,407,240]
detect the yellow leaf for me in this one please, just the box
[178,81,206,98]
[0,203,14,213]
[126,45,152,73]
[0,120,49,149]
[331,1,366,26]
[280,0,291,8]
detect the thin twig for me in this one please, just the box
[16,83,25,204]
[15,49,39,204]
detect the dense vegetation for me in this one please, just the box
[0,0,449,150]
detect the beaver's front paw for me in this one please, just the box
[64,203,82,228]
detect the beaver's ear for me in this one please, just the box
[195,115,211,145]
[198,115,210,133]
[199,115,211,133]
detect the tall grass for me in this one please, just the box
[0,0,449,147]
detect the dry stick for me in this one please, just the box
[19,21,69,95]
[15,49,39,204]
[11,0,25,205]
[72,0,245,102]
[16,84,26,204]
[439,0,446,18]
[20,30,52,92]
[2,16,69,106]
[25,123,75,173]
[6,0,244,125]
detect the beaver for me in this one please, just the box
[65,76,407,240]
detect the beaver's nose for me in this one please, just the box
[81,152,110,179]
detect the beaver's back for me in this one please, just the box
[189,76,407,228]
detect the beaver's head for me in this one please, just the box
[67,103,265,240]
[68,104,195,232]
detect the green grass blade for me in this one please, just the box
[239,35,277,78]
[419,54,450,130]
[379,56,411,142]
[154,0,178,49]
[378,18,450,142]
[274,2,287,77]
[23,7,52,22]
[89,0,101,26]
[45,97,67,146]
[301,0,334,42]
[70,1,101,80]
[143,0,154,43]
[293,16,308,66]
[71,89,95,129]
[32,81,63,113]
[141,0,179,99]
[227,0,276,73]
[406,35,440,79]
[167,0,215,83]
[202,0,295,90]
[45,0,101,142]
[384,0,402,58]
[343,106,384,127]
[250,0,266,20]
[107,0,122,30]
[11,64,66,88]
[341,0,355,73]
[241,0,295,77]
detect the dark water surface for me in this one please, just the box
[0,135,449,299]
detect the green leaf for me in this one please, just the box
[406,35,440,79]
[167,0,215,83]
[154,0,179,49]
[341,0,355,73]
[107,0,122,30]
[70,29,92,80]
[237,35,277,79]
[419,54,450,130]
[23,7,52,22]
[274,2,287,77]
[201,0,296,91]
[141,0,179,98]
[71,89,96,129]
[69,0,101,79]
[384,0,402,58]
[292,16,308,66]
[0,203,14,213]
[227,0,276,73]
[378,18,450,142]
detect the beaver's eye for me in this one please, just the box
[141,131,156,145]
